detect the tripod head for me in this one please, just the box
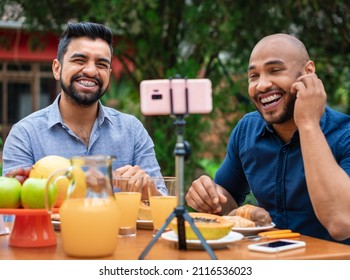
[172,116,191,161]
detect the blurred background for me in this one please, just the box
[0,1,349,201]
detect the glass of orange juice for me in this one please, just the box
[147,176,177,235]
[113,176,143,237]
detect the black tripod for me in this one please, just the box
[138,79,217,259]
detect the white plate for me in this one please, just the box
[161,230,244,250]
[137,220,153,230]
[232,222,276,235]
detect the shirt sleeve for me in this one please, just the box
[130,118,167,195]
[2,123,34,176]
[335,129,350,176]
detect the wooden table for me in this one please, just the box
[1,223,350,260]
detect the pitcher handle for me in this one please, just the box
[45,166,75,213]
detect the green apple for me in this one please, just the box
[0,176,22,208]
[21,178,58,209]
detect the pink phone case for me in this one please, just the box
[140,79,213,116]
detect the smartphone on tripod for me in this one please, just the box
[140,78,213,116]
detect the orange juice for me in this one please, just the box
[114,192,141,228]
[59,197,120,257]
[149,196,177,229]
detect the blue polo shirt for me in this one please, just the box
[215,107,350,245]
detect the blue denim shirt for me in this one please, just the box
[215,107,350,245]
[2,94,165,191]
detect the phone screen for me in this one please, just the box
[258,241,294,248]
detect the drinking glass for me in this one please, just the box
[147,176,177,235]
[0,215,9,235]
[113,176,143,237]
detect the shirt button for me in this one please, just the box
[282,148,286,153]
[277,178,282,182]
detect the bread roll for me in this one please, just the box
[222,215,255,228]
[230,204,272,226]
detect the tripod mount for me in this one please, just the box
[139,77,217,260]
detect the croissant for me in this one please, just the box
[222,215,255,228]
[230,204,272,226]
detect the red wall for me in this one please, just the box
[0,28,132,78]
[0,29,58,61]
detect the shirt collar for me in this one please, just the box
[47,95,63,129]
[98,102,114,126]
[260,122,273,137]
[47,94,113,129]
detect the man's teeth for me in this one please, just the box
[261,94,281,104]
[78,80,96,87]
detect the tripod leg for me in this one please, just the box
[182,211,218,260]
[138,211,177,260]
[139,207,218,260]
[174,207,187,250]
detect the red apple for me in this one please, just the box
[0,176,22,208]
[21,178,58,209]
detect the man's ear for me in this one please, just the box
[52,59,61,81]
[304,60,316,74]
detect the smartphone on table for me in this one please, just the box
[248,239,306,253]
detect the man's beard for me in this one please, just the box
[256,92,296,125]
[60,74,104,106]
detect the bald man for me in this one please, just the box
[186,34,350,244]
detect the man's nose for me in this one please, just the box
[256,75,272,92]
[82,61,99,77]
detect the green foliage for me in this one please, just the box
[2,0,349,183]
[244,193,257,206]
[197,158,220,178]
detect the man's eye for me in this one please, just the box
[97,63,109,69]
[73,59,85,64]
[271,68,282,72]
[248,73,258,79]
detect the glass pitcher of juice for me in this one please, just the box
[46,155,120,258]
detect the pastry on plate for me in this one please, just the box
[222,215,255,228]
[229,204,272,226]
